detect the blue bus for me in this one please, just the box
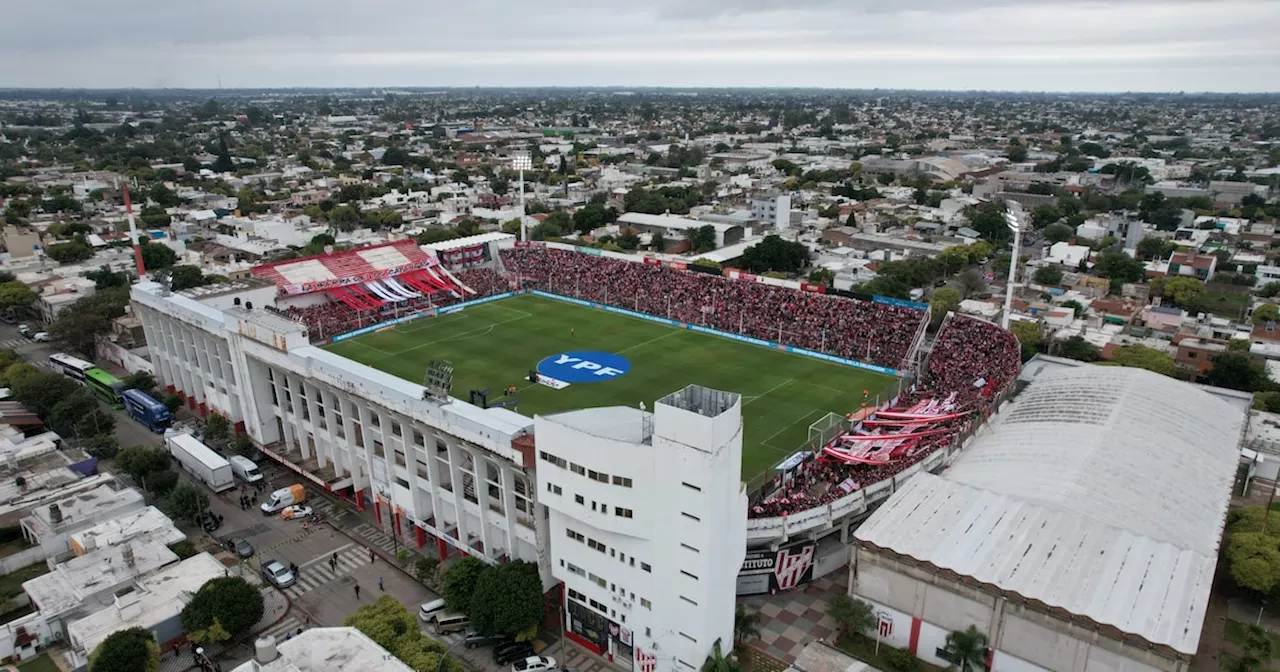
[123,389,172,433]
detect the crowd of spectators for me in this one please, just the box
[501,247,925,369]
[277,268,508,341]
[750,316,1021,519]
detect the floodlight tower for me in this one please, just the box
[122,183,147,277]
[512,154,533,241]
[1001,204,1026,330]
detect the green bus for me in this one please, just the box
[84,368,126,409]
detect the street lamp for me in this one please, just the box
[512,154,533,242]
[1001,204,1026,330]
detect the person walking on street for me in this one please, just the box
[369,547,375,563]
[378,577,384,591]
[354,583,361,599]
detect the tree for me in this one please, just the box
[1260,282,1280,299]
[1005,144,1028,163]
[344,595,459,672]
[653,231,667,252]
[440,556,488,613]
[12,371,79,418]
[1009,321,1042,361]
[617,233,641,250]
[468,560,543,638]
[1093,248,1146,283]
[1030,203,1060,229]
[414,556,440,584]
[572,203,608,235]
[1238,623,1277,672]
[1106,345,1177,377]
[740,235,809,275]
[417,228,460,244]
[1058,335,1102,362]
[1155,276,1206,312]
[168,265,210,291]
[1042,222,1073,245]
[86,265,129,289]
[85,434,121,460]
[49,390,115,439]
[1136,236,1169,260]
[929,288,961,328]
[685,225,717,254]
[116,444,171,481]
[90,627,159,672]
[180,576,264,641]
[167,483,210,525]
[826,594,875,638]
[0,281,35,314]
[204,413,230,446]
[700,639,739,672]
[123,371,157,395]
[140,242,177,270]
[149,183,179,208]
[1204,352,1271,391]
[1226,508,1280,594]
[808,268,835,287]
[1033,266,1063,286]
[956,268,987,298]
[231,432,256,458]
[1253,304,1280,326]
[941,626,988,672]
[734,604,760,645]
[50,310,111,357]
[44,241,95,264]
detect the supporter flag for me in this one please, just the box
[637,649,656,672]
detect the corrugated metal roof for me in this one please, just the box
[855,366,1243,655]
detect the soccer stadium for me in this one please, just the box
[130,232,1023,672]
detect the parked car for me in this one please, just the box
[511,656,557,672]
[463,631,511,649]
[198,512,222,533]
[32,332,49,342]
[260,559,296,588]
[493,642,534,666]
[17,325,31,338]
[280,504,313,520]
[228,538,254,558]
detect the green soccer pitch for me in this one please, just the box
[324,293,897,479]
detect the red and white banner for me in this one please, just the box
[800,283,827,294]
[636,649,656,672]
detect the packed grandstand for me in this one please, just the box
[255,241,1021,522]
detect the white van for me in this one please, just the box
[419,599,446,622]
[228,456,264,484]
[260,485,304,515]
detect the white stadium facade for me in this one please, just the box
[127,232,1250,672]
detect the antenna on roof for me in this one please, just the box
[423,360,454,403]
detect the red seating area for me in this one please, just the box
[750,315,1021,519]
[277,268,509,341]
[500,247,924,369]
[253,240,432,292]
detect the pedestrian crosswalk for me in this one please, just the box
[283,544,370,598]
[259,615,308,643]
[0,338,30,349]
[354,522,400,555]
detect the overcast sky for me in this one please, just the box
[2,0,1277,92]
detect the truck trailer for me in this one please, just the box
[166,432,234,493]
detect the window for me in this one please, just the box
[588,470,610,483]
[566,529,585,543]
[612,475,633,488]
[589,573,606,589]
[540,451,567,468]
[610,549,616,557]
[681,512,701,522]
[547,483,562,495]
[640,599,652,610]
[615,507,633,518]
[590,599,608,612]
[588,539,606,553]
[680,595,698,606]
[630,558,636,567]
[575,494,585,505]
[619,553,626,563]
[570,463,586,476]
[591,502,597,512]
[680,570,699,581]
[641,562,651,573]
[568,588,586,602]
[1188,351,1197,359]
[682,482,701,492]
[567,563,585,578]
[681,543,700,553]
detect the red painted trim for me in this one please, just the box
[986,648,994,670]
[373,500,382,524]
[187,396,197,409]
[415,525,425,548]
[437,536,447,561]
[565,630,604,656]
[909,617,921,655]
[198,403,207,416]
[166,385,175,393]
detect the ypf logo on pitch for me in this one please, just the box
[537,350,632,384]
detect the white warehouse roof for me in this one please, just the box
[855,366,1244,656]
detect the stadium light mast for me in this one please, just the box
[512,154,533,242]
[122,183,147,277]
[1001,204,1026,330]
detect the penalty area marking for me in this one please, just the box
[392,312,533,356]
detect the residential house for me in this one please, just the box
[1168,251,1217,282]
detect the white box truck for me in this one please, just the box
[166,432,234,493]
